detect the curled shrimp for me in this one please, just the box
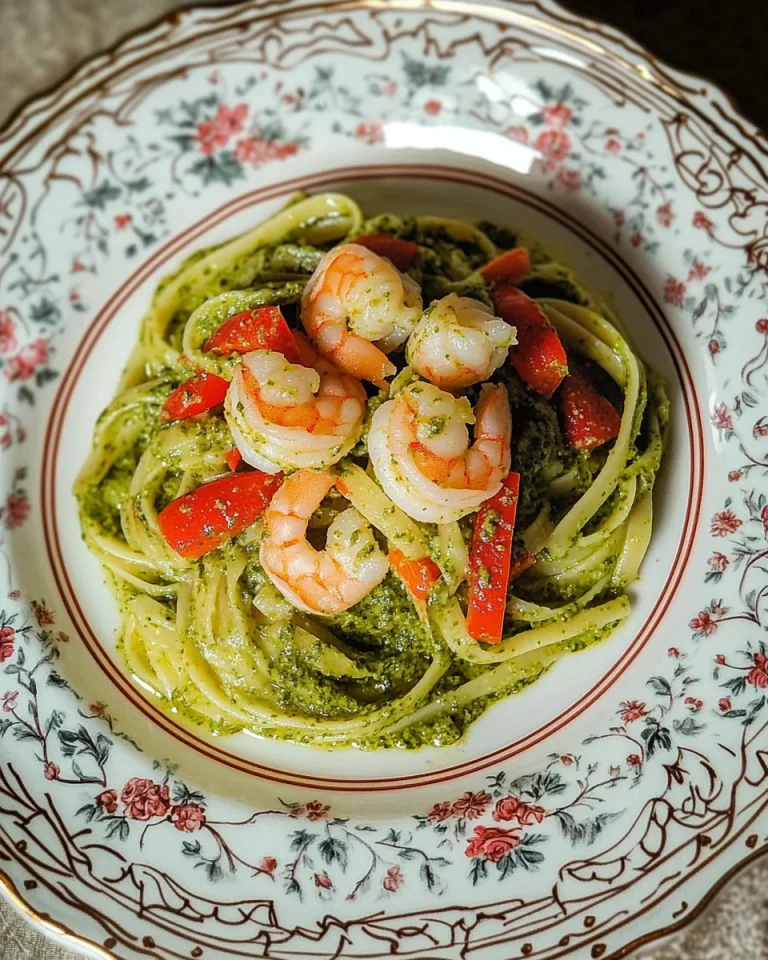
[225,335,366,474]
[301,243,422,388]
[406,293,516,389]
[260,469,389,615]
[368,381,511,523]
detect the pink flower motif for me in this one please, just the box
[90,702,107,717]
[504,125,529,143]
[8,590,20,600]
[609,765,621,778]
[120,778,171,821]
[688,261,710,281]
[613,211,625,228]
[560,754,574,766]
[72,260,85,273]
[516,802,546,827]
[630,232,642,247]
[293,799,330,820]
[95,789,118,814]
[719,697,732,712]
[5,495,29,530]
[259,856,277,874]
[556,167,581,192]
[684,697,703,711]
[56,632,70,644]
[5,338,48,382]
[492,797,521,822]
[619,700,647,723]
[668,647,680,658]
[424,99,442,116]
[762,504,768,536]
[1,690,18,712]
[234,136,298,166]
[693,211,713,230]
[44,762,60,781]
[426,801,452,822]
[114,214,132,230]
[314,871,333,889]
[754,418,768,439]
[542,103,572,129]
[689,610,717,636]
[663,276,686,307]
[626,754,642,769]
[748,653,768,689]
[711,510,742,537]
[171,803,206,833]
[710,600,728,617]
[728,471,741,482]
[355,121,384,145]
[534,129,571,165]
[465,824,521,862]
[382,81,397,96]
[31,601,54,626]
[451,790,491,820]
[708,553,729,573]
[656,202,674,227]
[383,865,404,892]
[214,103,247,136]
[709,339,721,356]
[605,138,621,153]
[0,312,16,355]
[0,626,14,662]
[711,403,732,432]
[715,654,727,665]
[757,318,768,334]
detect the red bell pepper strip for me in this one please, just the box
[354,233,419,272]
[559,369,621,451]
[494,286,568,399]
[160,371,229,423]
[480,247,531,285]
[388,549,441,602]
[157,470,283,560]
[466,472,521,644]
[224,448,242,472]
[204,306,300,362]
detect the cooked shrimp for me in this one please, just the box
[301,243,422,387]
[406,293,516,389]
[368,381,511,523]
[260,469,389,615]
[225,337,366,474]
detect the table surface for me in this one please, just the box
[0,1,766,958]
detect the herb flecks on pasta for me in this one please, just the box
[75,191,667,750]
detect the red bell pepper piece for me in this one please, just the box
[559,369,621,451]
[224,448,242,472]
[160,371,229,422]
[494,286,568,399]
[509,548,536,581]
[388,549,441,602]
[204,306,300,362]
[466,472,521,644]
[480,247,530,285]
[354,233,419,272]
[157,471,283,560]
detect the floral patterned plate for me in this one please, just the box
[1,1,768,958]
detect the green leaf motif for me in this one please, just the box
[188,150,244,188]
[80,181,122,210]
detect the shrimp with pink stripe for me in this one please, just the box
[368,380,511,523]
[301,243,422,387]
[225,333,366,474]
[260,469,389,615]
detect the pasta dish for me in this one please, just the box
[75,191,667,749]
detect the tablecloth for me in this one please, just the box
[1,2,767,957]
